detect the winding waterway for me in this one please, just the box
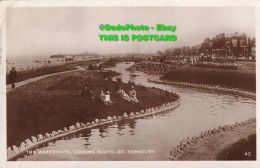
[17,62,256,161]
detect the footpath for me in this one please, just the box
[6,66,85,92]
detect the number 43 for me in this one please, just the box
[244,152,251,156]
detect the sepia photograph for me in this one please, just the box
[0,0,259,167]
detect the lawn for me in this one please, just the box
[6,60,100,84]
[177,123,256,160]
[216,134,256,160]
[102,55,150,68]
[237,61,256,71]
[7,70,179,147]
[161,67,255,91]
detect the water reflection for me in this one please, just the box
[17,62,256,161]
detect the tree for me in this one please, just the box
[157,50,164,56]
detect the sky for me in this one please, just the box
[6,7,255,59]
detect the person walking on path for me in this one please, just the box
[9,67,17,89]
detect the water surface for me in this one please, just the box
[18,62,255,161]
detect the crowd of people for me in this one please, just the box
[194,62,242,69]
[128,59,242,72]
[164,60,190,66]
[128,61,177,72]
[81,84,139,106]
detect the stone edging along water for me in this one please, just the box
[169,117,256,161]
[7,99,180,161]
[147,77,256,160]
[148,78,256,100]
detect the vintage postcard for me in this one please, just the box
[0,0,259,168]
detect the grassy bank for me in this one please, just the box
[161,67,255,91]
[72,59,100,70]
[216,134,256,160]
[237,61,256,71]
[7,71,178,147]
[6,61,99,84]
[177,123,256,160]
[102,56,149,68]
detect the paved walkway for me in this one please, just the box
[6,66,85,93]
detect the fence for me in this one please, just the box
[6,59,86,74]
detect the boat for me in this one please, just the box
[129,71,140,77]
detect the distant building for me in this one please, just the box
[65,55,73,61]
[199,32,255,60]
[164,32,255,62]
[165,45,200,57]
[250,38,256,60]
[149,54,162,62]
[50,54,65,58]
[108,54,124,57]
[50,53,100,61]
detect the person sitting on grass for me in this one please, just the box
[103,91,112,105]
[98,63,103,70]
[100,90,105,102]
[81,85,94,100]
[89,64,93,70]
[117,86,133,102]
[128,86,139,103]
[74,106,85,119]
